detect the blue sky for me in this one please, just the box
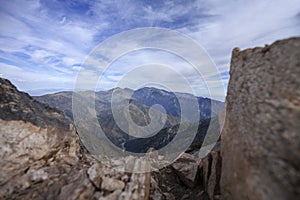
[0,0,299,100]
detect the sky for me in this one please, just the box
[0,0,299,100]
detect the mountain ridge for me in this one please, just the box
[35,86,224,151]
[35,87,224,122]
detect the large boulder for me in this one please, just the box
[221,37,300,199]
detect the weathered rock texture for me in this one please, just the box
[221,37,300,199]
[171,153,201,188]
[202,151,221,200]
[150,152,222,200]
[152,153,208,200]
[0,78,152,200]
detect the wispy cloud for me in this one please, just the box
[0,0,299,100]
[183,0,300,66]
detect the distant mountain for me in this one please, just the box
[35,91,74,121]
[132,87,224,120]
[27,88,72,96]
[35,87,224,122]
[35,87,224,151]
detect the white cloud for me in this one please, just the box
[0,0,299,99]
[0,62,75,92]
[181,0,300,65]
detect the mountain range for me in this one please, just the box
[35,87,224,153]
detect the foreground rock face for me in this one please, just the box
[221,37,300,199]
[0,78,151,200]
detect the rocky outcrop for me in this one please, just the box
[221,37,300,199]
[0,78,152,199]
[202,151,222,200]
[149,152,222,200]
[151,153,208,200]
[171,153,201,188]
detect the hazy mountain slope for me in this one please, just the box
[132,87,224,120]
[35,87,223,150]
[35,88,179,146]
[35,87,224,123]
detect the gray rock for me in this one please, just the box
[101,177,125,191]
[202,151,221,200]
[87,163,103,188]
[151,152,211,200]
[171,153,201,188]
[221,37,300,200]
